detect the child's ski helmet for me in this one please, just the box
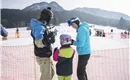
[60,34,72,46]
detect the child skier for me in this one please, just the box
[15,28,20,38]
[53,34,75,80]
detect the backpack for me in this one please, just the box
[46,30,55,44]
[44,26,55,44]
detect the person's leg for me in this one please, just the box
[58,76,64,80]
[77,54,90,80]
[50,59,55,79]
[36,57,51,80]
[64,75,71,80]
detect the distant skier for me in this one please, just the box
[121,32,124,39]
[15,28,20,38]
[111,29,113,38]
[124,31,127,38]
[111,29,113,33]
[103,31,105,37]
[0,24,8,40]
[53,34,75,80]
[128,31,130,38]
[89,29,91,36]
[99,32,102,37]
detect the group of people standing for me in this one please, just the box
[121,31,130,39]
[30,7,91,80]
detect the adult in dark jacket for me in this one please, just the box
[30,7,55,80]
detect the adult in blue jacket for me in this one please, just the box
[68,17,91,80]
[1,24,8,37]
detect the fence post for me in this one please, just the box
[34,56,37,80]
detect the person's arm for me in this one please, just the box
[1,25,8,37]
[73,49,76,54]
[53,48,60,61]
[73,28,86,47]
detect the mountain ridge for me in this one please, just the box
[22,1,130,20]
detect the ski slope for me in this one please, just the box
[1,24,129,50]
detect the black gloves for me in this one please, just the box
[71,39,75,45]
[54,47,58,52]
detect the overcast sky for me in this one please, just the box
[1,0,130,16]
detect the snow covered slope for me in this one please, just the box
[1,24,129,50]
